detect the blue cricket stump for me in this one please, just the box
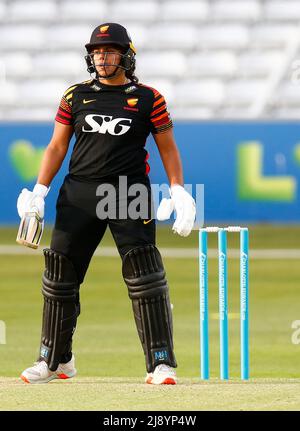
[240,228,249,380]
[199,230,209,379]
[218,229,229,380]
[199,226,249,381]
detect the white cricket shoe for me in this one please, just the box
[20,355,76,384]
[145,364,177,385]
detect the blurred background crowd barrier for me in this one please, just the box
[1,122,300,223]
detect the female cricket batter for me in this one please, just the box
[18,23,196,385]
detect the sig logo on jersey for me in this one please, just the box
[82,115,132,136]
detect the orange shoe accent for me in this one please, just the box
[20,374,30,384]
[57,373,70,379]
[146,376,153,384]
[162,377,176,385]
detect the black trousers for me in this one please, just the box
[50,174,156,284]
[45,174,176,369]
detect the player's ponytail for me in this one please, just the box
[126,63,139,83]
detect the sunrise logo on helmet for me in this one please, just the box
[100,25,109,33]
[82,114,132,135]
[97,25,110,37]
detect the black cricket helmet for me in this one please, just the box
[85,23,136,78]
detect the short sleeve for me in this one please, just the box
[150,90,173,134]
[55,85,76,126]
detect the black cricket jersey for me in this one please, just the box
[55,79,173,181]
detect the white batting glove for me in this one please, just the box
[157,184,196,237]
[17,184,49,219]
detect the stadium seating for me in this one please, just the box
[251,25,299,48]
[161,1,209,21]
[0,25,46,50]
[2,53,33,78]
[187,51,238,78]
[176,79,225,107]
[0,0,299,120]
[0,81,18,105]
[224,79,266,107]
[60,1,108,21]
[138,52,186,78]
[264,1,300,21]
[0,1,5,20]
[111,1,159,22]
[237,51,284,78]
[212,1,262,22]
[8,1,58,22]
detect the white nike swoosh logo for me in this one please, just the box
[83,99,96,104]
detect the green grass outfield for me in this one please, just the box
[0,225,300,410]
